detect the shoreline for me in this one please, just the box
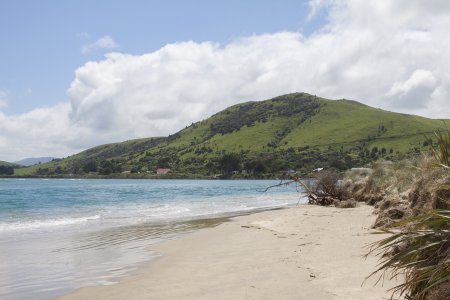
[57,204,398,300]
[2,175,297,180]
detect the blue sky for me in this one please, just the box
[1,0,449,161]
[0,0,324,114]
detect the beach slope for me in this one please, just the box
[58,205,397,300]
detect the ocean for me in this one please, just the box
[0,178,304,299]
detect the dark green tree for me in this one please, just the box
[82,160,98,173]
[371,147,379,159]
[219,153,241,175]
[54,166,64,174]
[0,165,14,175]
[98,160,113,175]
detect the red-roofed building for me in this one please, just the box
[156,168,171,175]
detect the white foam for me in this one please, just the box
[0,190,306,233]
[118,193,305,222]
[0,215,101,232]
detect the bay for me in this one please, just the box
[0,179,303,299]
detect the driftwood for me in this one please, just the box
[262,174,346,206]
[306,192,339,206]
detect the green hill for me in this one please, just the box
[0,160,16,167]
[13,93,448,178]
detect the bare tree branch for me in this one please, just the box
[258,179,297,192]
[261,173,348,206]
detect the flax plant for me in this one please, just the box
[367,210,450,300]
[367,130,450,299]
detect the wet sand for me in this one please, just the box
[57,205,398,300]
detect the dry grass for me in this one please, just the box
[361,130,450,299]
[431,130,450,170]
[344,155,449,228]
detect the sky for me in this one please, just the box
[0,0,449,161]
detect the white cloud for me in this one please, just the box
[0,103,75,160]
[1,0,450,161]
[386,70,438,109]
[0,90,7,109]
[81,35,118,54]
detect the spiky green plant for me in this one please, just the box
[367,210,450,300]
[365,130,450,299]
[431,130,450,170]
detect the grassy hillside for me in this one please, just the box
[14,137,165,176]
[13,93,449,178]
[283,100,444,150]
[0,160,17,167]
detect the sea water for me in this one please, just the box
[0,178,304,299]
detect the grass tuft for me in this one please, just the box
[366,210,450,300]
[431,130,450,170]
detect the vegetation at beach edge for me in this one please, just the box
[355,129,450,300]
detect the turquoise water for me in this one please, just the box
[0,179,303,299]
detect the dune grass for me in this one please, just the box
[366,131,450,300]
[432,130,450,170]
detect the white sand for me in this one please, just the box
[57,205,398,300]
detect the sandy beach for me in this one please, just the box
[57,205,398,300]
